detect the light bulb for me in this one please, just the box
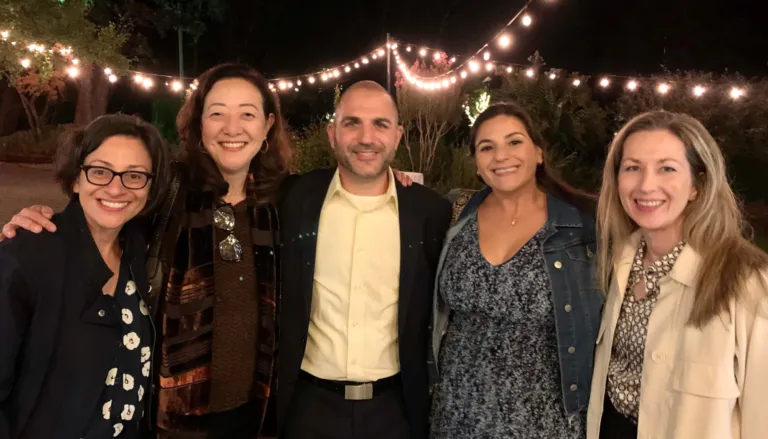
[308,76,316,84]
[730,87,745,100]
[526,68,535,78]
[657,83,670,95]
[67,67,79,78]
[171,80,183,92]
[419,48,427,57]
[485,62,494,71]
[572,79,581,87]
[20,58,31,68]
[599,78,610,88]
[693,85,706,97]
[483,51,490,61]
[626,80,638,91]
[549,73,557,80]
[134,74,144,84]
[142,78,153,89]
[104,68,112,75]
[507,66,513,73]
[468,60,480,72]
[108,74,118,83]
[522,14,533,27]
[498,34,512,48]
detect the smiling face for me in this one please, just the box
[327,87,403,181]
[617,129,698,240]
[200,77,275,178]
[73,135,153,234]
[474,114,543,194]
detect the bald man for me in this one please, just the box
[277,81,452,439]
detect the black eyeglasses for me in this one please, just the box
[213,204,243,262]
[81,165,154,190]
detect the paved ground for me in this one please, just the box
[0,162,69,226]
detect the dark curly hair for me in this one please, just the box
[54,113,170,215]
[176,63,291,204]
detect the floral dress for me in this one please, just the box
[83,257,152,438]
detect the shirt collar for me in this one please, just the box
[620,230,700,287]
[323,167,399,211]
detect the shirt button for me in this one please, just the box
[352,321,358,327]
[98,310,106,317]
[652,351,665,363]
[570,384,577,392]
[564,304,572,312]
[554,261,563,269]
[568,347,576,354]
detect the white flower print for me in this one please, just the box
[123,332,140,350]
[102,400,112,420]
[138,385,145,402]
[122,373,134,391]
[139,300,148,316]
[125,280,137,296]
[142,361,150,377]
[121,308,133,325]
[121,404,135,421]
[141,346,151,363]
[113,422,123,437]
[105,368,118,386]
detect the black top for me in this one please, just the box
[82,254,152,438]
[0,199,153,439]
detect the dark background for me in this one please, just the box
[106,0,768,124]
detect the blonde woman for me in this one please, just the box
[587,110,768,439]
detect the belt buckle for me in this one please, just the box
[344,382,373,400]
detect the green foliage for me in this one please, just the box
[291,120,335,174]
[153,0,227,42]
[0,0,130,84]
[151,95,182,146]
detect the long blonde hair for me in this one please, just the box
[597,111,768,327]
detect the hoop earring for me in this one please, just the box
[262,139,269,153]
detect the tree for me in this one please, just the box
[395,53,462,175]
[0,0,129,128]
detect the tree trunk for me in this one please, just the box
[74,64,94,126]
[90,64,110,119]
[0,85,22,136]
[17,92,42,140]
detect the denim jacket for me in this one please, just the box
[428,187,604,415]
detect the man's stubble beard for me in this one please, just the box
[333,138,396,180]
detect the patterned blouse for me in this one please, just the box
[606,239,685,423]
[83,259,152,438]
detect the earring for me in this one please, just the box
[262,139,269,153]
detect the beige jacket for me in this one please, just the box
[587,233,768,439]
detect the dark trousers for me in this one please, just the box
[599,395,638,439]
[282,376,411,439]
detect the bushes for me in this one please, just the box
[0,125,66,162]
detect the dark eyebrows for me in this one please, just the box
[87,159,149,171]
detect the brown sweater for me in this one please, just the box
[209,200,259,412]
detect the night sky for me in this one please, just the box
[120,0,768,122]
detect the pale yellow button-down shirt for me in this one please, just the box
[588,231,768,439]
[301,168,401,382]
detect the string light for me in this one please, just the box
[483,51,491,61]
[572,78,581,87]
[599,77,611,88]
[498,34,512,48]
[730,87,745,100]
[66,66,79,78]
[142,78,154,89]
[171,80,183,92]
[526,68,535,78]
[434,52,442,61]
[657,83,671,95]
[485,62,494,71]
[468,60,480,72]
[406,46,412,52]
[549,72,557,80]
[506,66,513,73]
[522,14,533,27]
[19,58,31,68]
[104,67,112,75]
[419,48,427,57]
[693,85,706,97]
[108,74,118,83]
[626,80,639,91]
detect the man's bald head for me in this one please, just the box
[335,80,399,123]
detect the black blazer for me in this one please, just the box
[0,200,151,439]
[276,168,452,438]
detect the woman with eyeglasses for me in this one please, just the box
[0,114,169,439]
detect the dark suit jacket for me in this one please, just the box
[276,168,452,438]
[0,199,151,439]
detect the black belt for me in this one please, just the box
[299,371,401,400]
